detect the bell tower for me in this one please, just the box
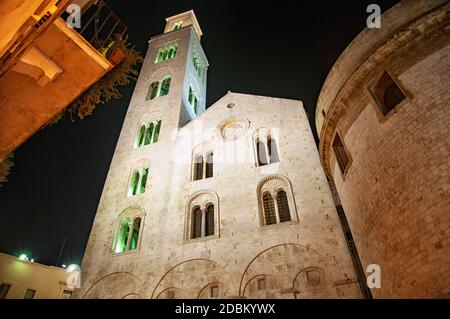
[126,10,208,141]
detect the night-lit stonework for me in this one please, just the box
[316,0,450,298]
[76,11,361,299]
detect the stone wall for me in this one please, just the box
[317,0,450,298]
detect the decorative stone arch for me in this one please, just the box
[239,243,325,298]
[155,287,179,299]
[252,127,281,166]
[111,206,146,255]
[121,292,141,299]
[81,271,142,299]
[241,273,278,298]
[150,258,230,299]
[184,190,220,241]
[256,175,298,226]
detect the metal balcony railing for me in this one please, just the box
[76,1,127,59]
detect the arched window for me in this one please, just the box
[185,191,219,241]
[129,217,141,250]
[113,209,144,254]
[194,155,204,181]
[263,192,277,225]
[115,218,131,253]
[128,167,149,196]
[137,125,146,147]
[276,191,291,222]
[205,153,213,178]
[257,138,268,166]
[153,120,161,142]
[147,81,159,100]
[160,76,171,96]
[257,175,297,226]
[144,122,154,145]
[268,137,279,163]
[205,205,214,236]
[254,130,280,166]
[173,21,183,30]
[135,120,162,148]
[129,170,140,196]
[192,207,202,239]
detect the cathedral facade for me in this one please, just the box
[76,10,361,299]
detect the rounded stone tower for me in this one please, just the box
[316,0,450,298]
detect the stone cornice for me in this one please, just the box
[317,1,450,177]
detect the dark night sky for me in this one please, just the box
[0,0,400,266]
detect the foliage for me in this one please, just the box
[68,36,143,119]
[0,154,14,186]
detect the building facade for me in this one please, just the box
[0,252,74,299]
[316,0,450,298]
[77,11,361,299]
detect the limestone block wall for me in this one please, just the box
[77,93,361,299]
[316,0,450,298]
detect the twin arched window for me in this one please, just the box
[193,152,213,181]
[114,216,142,253]
[155,44,178,63]
[135,120,161,148]
[262,190,291,225]
[191,204,215,239]
[185,191,219,241]
[255,131,280,166]
[146,76,171,100]
[128,167,149,196]
[257,176,296,226]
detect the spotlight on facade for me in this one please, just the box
[18,254,28,261]
[67,264,79,273]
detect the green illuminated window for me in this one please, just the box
[115,218,131,253]
[114,216,142,253]
[155,43,178,63]
[160,76,171,96]
[129,218,141,250]
[147,81,159,100]
[130,171,140,196]
[135,120,162,148]
[173,21,183,30]
[128,167,149,196]
[192,56,203,79]
[140,168,149,194]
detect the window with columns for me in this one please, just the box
[135,120,161,148]
[257,175,297,227]
[155,43,178,63]
[128,167,149,196]
[185,191,219,241]
[112,208,144,254]
[191,204,215,239]
[193,152,213,181]
[254,129,280,166]
[146,76,171,101]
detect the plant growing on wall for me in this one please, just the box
[68,36,144,119]
[0,154,14,185]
